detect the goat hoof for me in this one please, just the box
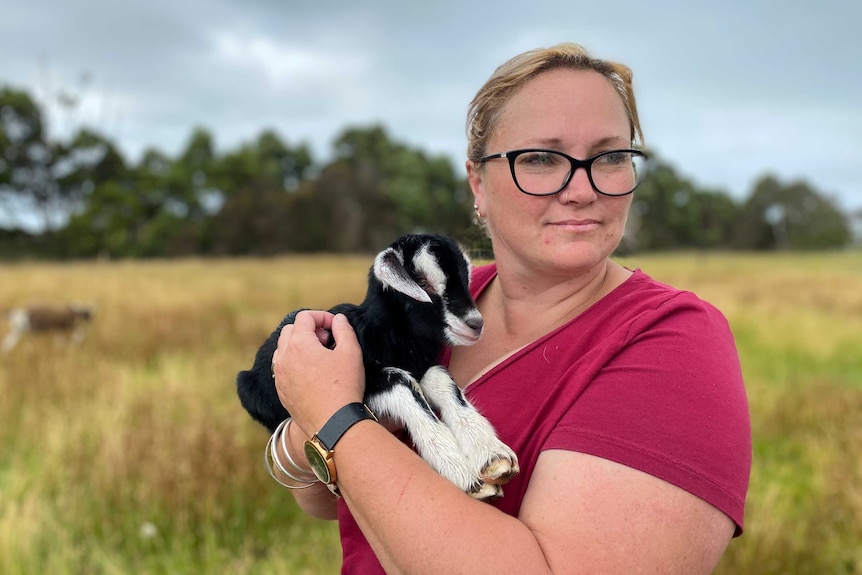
[468,481,503,501]
[480,456,520,486]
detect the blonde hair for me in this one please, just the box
[466,43,643,162]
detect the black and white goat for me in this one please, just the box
[2,304,94,353]
[237,233,518,499]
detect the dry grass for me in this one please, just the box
[1,251,860,574]
[0,256,368,574]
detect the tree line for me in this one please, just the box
[0,85,855,260]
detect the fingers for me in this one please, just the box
[279,311,355,348]
[272,310,366,432]
[278,310,331,348]
[293,309,335,332]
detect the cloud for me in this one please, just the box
[209,29,370,92]
[0,0,859,211]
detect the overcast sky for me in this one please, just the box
[2,0,860,218]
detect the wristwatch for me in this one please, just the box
[304,402,377,496]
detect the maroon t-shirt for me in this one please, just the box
[337,265,752,573]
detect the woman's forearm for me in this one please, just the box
[335,420,552,574]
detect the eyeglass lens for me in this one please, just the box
[512,150,645,196]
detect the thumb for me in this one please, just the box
[330,313,359,349]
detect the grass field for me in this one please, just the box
[1,251,860,574]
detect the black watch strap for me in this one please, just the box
[316,402,377,451]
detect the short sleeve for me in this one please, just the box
[544,292,752,534]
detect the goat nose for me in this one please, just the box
[466,315,484,332]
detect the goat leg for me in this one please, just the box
[418,366,519,488]
[369,368,499,500]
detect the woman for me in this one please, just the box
[270,43,751,574]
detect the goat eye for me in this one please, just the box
[414,274,441,297]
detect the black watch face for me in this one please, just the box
[304,441,331,483]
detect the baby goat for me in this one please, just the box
[237,233,518,499]
[2,304,94,353]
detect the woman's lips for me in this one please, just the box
[548,219,601,232]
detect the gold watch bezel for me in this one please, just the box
[303,403,377,497]
[304,436,336,485]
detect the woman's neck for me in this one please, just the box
[448,258,633,388]
[488,258,626,341]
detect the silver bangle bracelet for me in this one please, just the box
[280,418,318,482]
[264,420,317,489]
[265,433,315,489]
[271,419,317,484]
[273,420,317,483]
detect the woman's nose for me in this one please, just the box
[558,166,597,204]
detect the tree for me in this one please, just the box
[303,157,398,252]
[208,177,296,255]
[0,87,64,231]
[213,129,314,197]
[1,86,130,259]
[734,175,851,250]
[59,139,210,258]
[51,130,130,257]
[207,129,316,254]
[309,125,472,252]
[624,156,740,251]
[4,85,855,259]
[852,208,862,245]
[157,128,219,255]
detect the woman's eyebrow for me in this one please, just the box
[523,135,630,152]
[592,136,630,148]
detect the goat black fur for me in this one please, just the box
[237,233,518,498]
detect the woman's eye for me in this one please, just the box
[597,152,626,165]
[520,152,559,166]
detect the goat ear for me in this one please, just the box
[373,248,432,303]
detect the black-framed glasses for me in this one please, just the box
[478,148,647,197]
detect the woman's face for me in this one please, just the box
[468,68,634,277]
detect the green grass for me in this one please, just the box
[1,251,860,573]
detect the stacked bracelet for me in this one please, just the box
[264,418,319,489]
[280,419,318,481]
